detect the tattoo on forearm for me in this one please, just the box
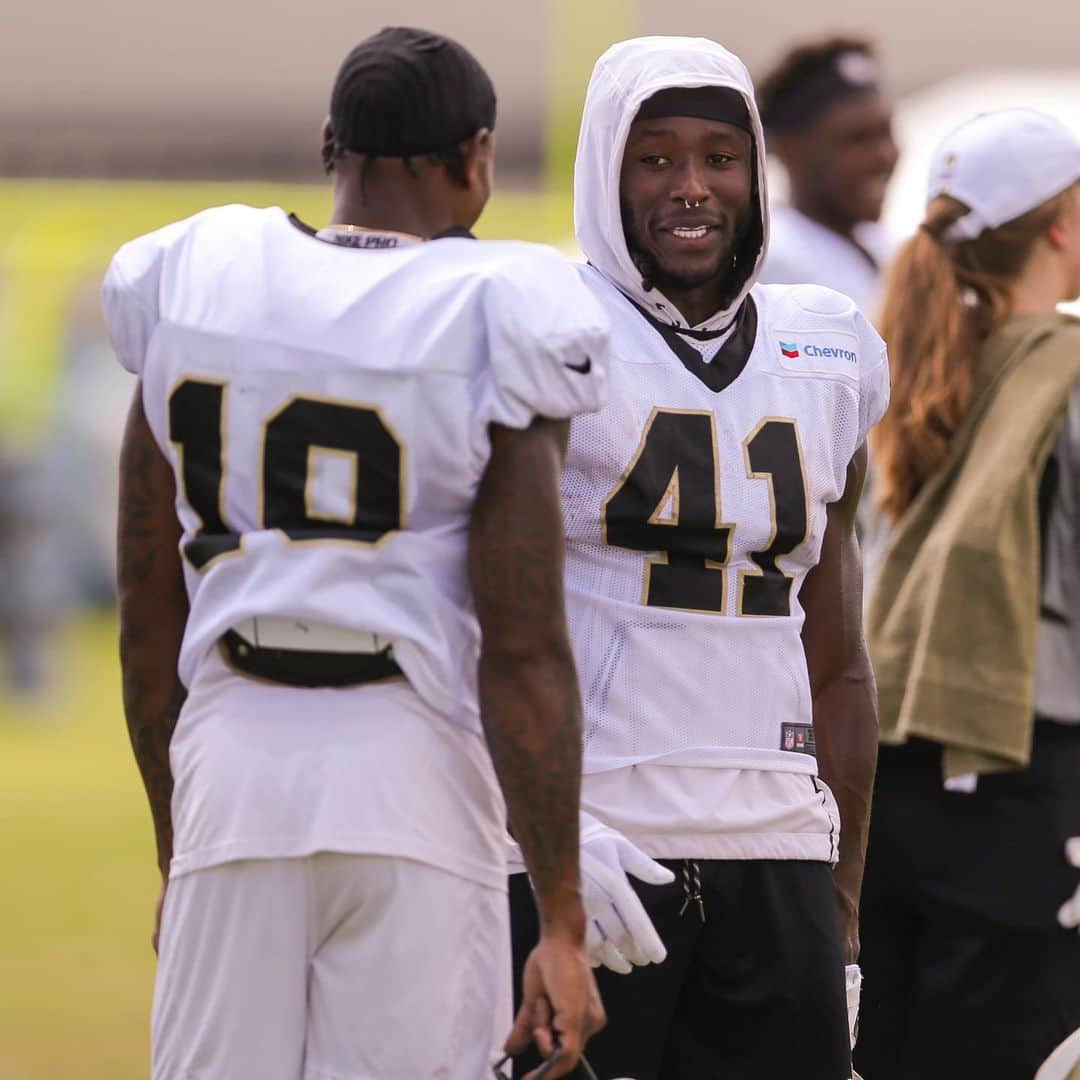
[472,431,567,628]
[121,667,184,870]
[481,658,582,910]
[117,392,188,873]
[471,422,583,910]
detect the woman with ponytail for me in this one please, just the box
[855,110,1080,1080]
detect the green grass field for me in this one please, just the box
[0,614,155,1079]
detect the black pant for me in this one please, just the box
[855,724,1080,1080]
[510,860,851,1080]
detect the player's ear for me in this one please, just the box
[1046,185,1080,252]
[458,128,495,196]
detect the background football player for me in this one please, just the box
[757,36,899,317]
[106,27,607,1080]
[510,35,889,1079]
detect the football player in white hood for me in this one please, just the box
[107,28,607,1080]
[507,36,890,1079]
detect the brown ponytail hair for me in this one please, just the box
[872,188,1073,521]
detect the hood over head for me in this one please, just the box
[574,36,770,331]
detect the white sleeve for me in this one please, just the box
[100,217,192,375]
[478,251,610,431]
[854,307,890,445]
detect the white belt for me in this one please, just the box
[231,616,392,655]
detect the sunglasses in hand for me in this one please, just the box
[492,1044,599,1080]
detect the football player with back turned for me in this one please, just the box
[106,27,607,1080]
[509,36,889,1079]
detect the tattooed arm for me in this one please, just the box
[117,384,189,879]
[470,417,582,910]
[469,417,603,1075]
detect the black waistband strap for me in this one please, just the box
[221,629,402,688]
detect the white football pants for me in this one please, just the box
[152,853,510,1079]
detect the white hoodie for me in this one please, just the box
[573,35,770,332]
[561,36,892,862]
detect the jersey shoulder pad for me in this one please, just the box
[480,241,609,355]
[181,203,278,246]
[753,281,891,445]
[483,241,597,312]
[755,281,859,322]
[102,204,263,375]
[752,282,888,414]
[474,242,610,430]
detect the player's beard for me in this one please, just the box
[621,201,754,299]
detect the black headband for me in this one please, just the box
[762,51,879,133]
[635,86,752,133]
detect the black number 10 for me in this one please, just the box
[168,378,405,570]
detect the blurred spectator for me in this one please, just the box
[857,109,1080,1080]
[47,283,134,606]
[757,37,899,316]
[0,280,124,707]
[0,443,56,697]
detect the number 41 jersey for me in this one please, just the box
[563,268,889,789]
[102,205,608,732]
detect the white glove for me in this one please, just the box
[505,813,674,973]
[1057,837,1080,929]
[845,964,862,1050]
[579,812,674,974]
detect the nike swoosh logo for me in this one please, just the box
[564,356,592,374]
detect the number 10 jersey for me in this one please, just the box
[563,267,889,780]
[102,204,609,733]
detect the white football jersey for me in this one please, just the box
[566,269,889,778]
[103,204,609,735]
[566,37,890,861]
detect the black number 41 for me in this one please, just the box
[603,409,808,617]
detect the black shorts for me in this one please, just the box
[510,859,851,1080]
[854,722,1080,1080]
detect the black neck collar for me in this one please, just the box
[628,295,759,394]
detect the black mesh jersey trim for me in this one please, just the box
[628,295,759,394]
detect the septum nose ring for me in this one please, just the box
[684,199,701,209]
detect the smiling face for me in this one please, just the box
[620,114,755,307]
[780,91,898,230]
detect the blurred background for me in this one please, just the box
[0,1,1077,1075]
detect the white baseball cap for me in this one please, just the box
[927,108,1080,242]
